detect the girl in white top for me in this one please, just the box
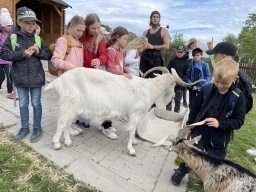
[124,36,148,76]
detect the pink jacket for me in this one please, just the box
[51,35,83,76]
[106,46,125,75]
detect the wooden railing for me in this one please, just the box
[239,63,256,86]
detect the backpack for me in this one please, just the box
[203,83,241,118]
[236,70,253,113]
[10,33,41,50]
[202,83,242,141]
[48,35,83,76]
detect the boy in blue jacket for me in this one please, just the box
[0,7,52,142]
[171,58,246,186]
[187,48,211,108]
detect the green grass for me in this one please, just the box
[0,125,97,192]
[186,93,256,192]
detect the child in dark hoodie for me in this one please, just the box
[0,7,52,142]
[166,45,189,113]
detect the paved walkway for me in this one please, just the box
[0,75,188,192]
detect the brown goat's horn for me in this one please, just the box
[142,67,170,78]
[171,68,205,87]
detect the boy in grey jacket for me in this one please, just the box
[0,7,52,142]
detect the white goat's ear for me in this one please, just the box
[192,135,202,145]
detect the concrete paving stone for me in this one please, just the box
[140,154,155,167]
[98,156,113,168]
[154,153,168,166]
[133,147,147,160]
[146,147,160,158]
[86,142,102,154]
[89,150,108,163]
[148,162,162,178]
[70,158,141,192]
[73,143,87,153]
[82,149,94,158]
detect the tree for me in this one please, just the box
[238,13,256,63]
[171,32,185,50]
[223,33,239,62]
[128,31,137,42]
[223,33,239,46]
[101,24,112,32]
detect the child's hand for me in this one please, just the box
[205,118,219,128]
[147,43,154,49]
[32,45,40,54]
[24,48,35,58]
[192,86,198,91]
[91,59,101,68]
[207,38,214,50]
[124,73,132,79]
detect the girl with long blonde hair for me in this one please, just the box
[124,36,148,76]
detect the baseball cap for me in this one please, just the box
[206,42,237,56]
[100,27,110,35]
[176,45,186,52]
[17,6,40,22]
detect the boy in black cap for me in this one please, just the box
[0,6,52,142]
[166,44,189,112]
[187,47,211,108]
[206,39,237,67]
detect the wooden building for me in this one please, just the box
[0,0,71,45]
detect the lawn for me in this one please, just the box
[186,93,256,192]
[0,124,98,192]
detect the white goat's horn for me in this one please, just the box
[171,68,205,87]
[142,67,169,78]
[151,134,176,147]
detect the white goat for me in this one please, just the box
[170,135,256,192]
[44,67,201,156]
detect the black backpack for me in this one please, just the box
[236,70,253,114]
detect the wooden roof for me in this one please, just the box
[51,0,72,8]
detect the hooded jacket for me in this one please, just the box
[0,26,52,87]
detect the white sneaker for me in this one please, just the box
[98,125,116,132]
[102,128,118,140]
[70,123,83,136]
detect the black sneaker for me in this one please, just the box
[171,165,188,186]
[30,128,42,143]
[14,128,30,142]
[81,123,90,129]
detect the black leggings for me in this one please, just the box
[139,58,162,78]
[102,120,112,129]
[0,64,13,93]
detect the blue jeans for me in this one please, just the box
[17,87,42,129]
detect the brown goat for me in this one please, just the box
[170,135,256,192]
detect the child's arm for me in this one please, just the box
[51,37,76,70]
[33,38,52,60]
[0,37,26,62]
[187,89,204,124]
[124,49,140,66]
[97,39,108,65]
[217,92,246,131]
[106,48,123,75]
[183,60,190,82]
[167,58,173,72]
[202,62,211,86]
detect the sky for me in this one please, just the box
[63,0,256,42]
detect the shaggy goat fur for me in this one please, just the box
[44,67,201,156]
[171,136,256,192]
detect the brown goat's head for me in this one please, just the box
[170,135,202,154]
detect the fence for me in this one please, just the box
[239,63,256,86]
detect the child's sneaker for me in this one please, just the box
[30,128,42,143]
[102,128,118,140]
[70,123,83,136]
[14,128,30,142]
[7,92,19,100]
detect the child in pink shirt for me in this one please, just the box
[51,15,85,136]
[51,15,85,76]
[99,26,131,140]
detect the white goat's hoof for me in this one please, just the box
[53,142,62,150]
[129,149,136,156]
[64,139,72,147]
[132,139,138,145]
